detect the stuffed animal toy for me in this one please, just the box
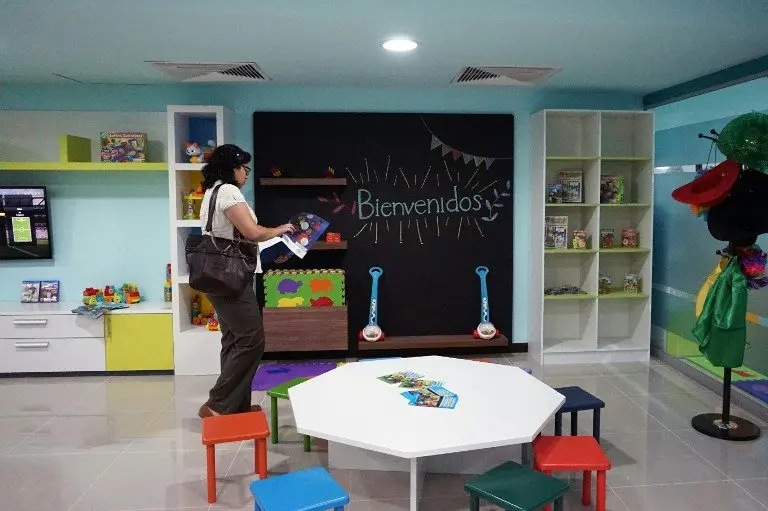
[185,142,204,163]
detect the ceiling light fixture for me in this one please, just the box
[382,38,418,52]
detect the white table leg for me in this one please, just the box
[409,457,425,511]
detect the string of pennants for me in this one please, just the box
[430,135,495,169]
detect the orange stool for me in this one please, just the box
[533,436,611,511]
[202,411,270,504]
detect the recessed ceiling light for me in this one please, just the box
[382,38,418,52]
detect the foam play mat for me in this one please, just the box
[684,356,767,381]
[734,380,768,405]
[252,362,337,391]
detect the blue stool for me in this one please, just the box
[554,386,605,442]
[250,467,350,511]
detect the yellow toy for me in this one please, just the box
[277,296,305,307]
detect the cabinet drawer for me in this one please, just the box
[0,337,106,373]
[0,315,103,339]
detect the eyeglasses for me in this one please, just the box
[241,165,251,176]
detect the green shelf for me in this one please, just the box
[544,294,598,300]
[546,156,600,161]
[545,203,599,207]
[600,156,653,162]
[599,248,650,254]
[545,249,598,255]
[598,291,649,300]
[599,203,650,208]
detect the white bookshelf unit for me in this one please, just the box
[529,110,654,365]
[167,106,233,375]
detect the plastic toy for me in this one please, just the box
[183,186,204,220]
[325,232,342,243]
[206,311,220,331]
[191,294,204,324]
[202,140,216,163]
[121,283,141,304]
[82,287,103,305]
[359,267,385,342]
[269,166,283,177]
[164,263,172,303]
[325,166,336,178]
[473,266,498,340]
[185,142,204,163]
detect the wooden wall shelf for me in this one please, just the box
[312,241,348,250]
[260,178,348,186]
[263,306,348,352]
[358,334,509,351]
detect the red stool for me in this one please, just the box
[533,436,611,511]
[202,411,270,504]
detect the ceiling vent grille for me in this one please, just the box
[147,61,270,83]
[452,66,559,86]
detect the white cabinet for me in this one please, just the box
[0,303,106,373]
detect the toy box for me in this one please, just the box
[100,132,147,162]
[544,216,568,249]
[264,269,346,308]
[624,273,641,293]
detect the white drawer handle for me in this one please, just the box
[13,319,48,326]
[14,342,50,349]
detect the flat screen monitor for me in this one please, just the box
[0,186,53,260]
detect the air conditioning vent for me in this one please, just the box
[452,66,559,86]
[147,61,270,83]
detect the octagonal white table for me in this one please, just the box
[289,356,565,510]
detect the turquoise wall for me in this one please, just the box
[0,84,641,341]
[653,77,768,374]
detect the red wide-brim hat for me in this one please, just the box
[671,160,741,207]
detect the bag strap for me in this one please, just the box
[206,184,223,233]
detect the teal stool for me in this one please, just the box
[250,466,349,511]
[266,377,311,452]
[465,461,568,511]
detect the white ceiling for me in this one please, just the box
[2,0,767,92]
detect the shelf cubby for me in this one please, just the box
[545,251,598,295]
[599,206,652,250]
[543,299,597,354]
[600,112,653,160]
[545,204,599,250]
[600,159,653,204]
[545,111,600,159]
[597,299,650,352]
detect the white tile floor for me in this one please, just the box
[0,355,766,511]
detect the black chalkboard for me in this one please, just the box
[253,112,514,349]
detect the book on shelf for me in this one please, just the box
[545,216,568,249]
[558,170,583,203]
[600,175,625,204]
[572,229,587,249]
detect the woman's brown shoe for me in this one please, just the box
[250,405,262,412]
[198,405,221,418]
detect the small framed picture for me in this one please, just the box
[21,281,41,303]
[39,280,60,303]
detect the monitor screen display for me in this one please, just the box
[0,186,53,260]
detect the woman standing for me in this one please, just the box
[197,144,294,417]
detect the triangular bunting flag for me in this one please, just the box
[430,136,440,150]
[474,156,483,167]
[441,145,451,157]
[485,157,495,169]
[451,150,461,161]
[463,153,472,164]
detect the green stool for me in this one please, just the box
[266,377,312,452]
[465,461,568,511]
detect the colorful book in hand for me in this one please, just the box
[258,212,330,262]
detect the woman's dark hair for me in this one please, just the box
[201,144,252,190]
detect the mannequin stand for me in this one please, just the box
[691,367,761,441]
